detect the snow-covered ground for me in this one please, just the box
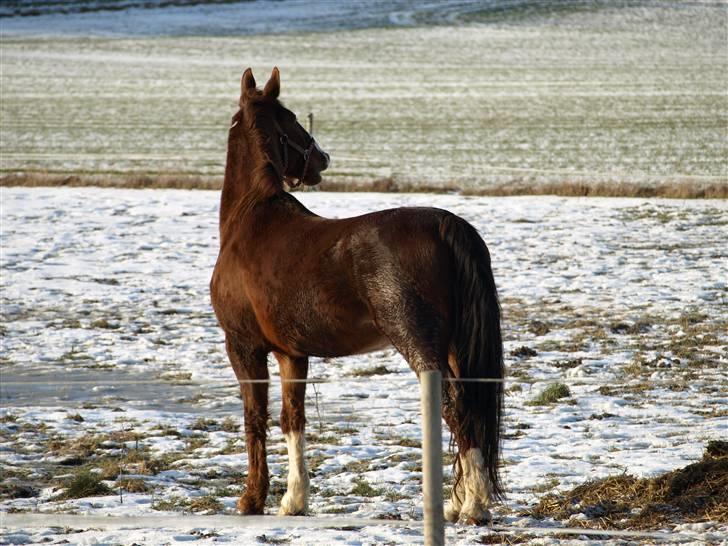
[1,187,726,544]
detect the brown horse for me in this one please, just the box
[210,67,504,524]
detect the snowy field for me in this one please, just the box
[1,187,726,544]
[1,1,727,190]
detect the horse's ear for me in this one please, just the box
[263,67,280,99]
[241,68,257,102]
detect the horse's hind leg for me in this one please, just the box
[441,432,491,524]
[274,352,310,516]
[367,290,472,517]
[370,295,492,524]
[226,336,270,514]
[442,352,492,525]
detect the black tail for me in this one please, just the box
[440,213,504,501]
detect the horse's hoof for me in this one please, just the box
[278,506,306,516]
[444,501,460,523]
[278,491,308,516]
[237,495,265,515]
[458,507,491,526]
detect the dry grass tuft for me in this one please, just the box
[528,321,551,336]
[115,477,149,493]
[461,179,728,199]
[324,177,461,194]
[3,173,725,199]
[188,495,224,513]
[0,482,38,500]
[529,442,728,529]
[510,346,538,358]
[476,533,535,544]
[220,416,240,433]
[0,173,220,190]
[351,365,392,377]
[191,417,218,431]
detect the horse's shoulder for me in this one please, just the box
[273,191,318,217]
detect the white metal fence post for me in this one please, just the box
[420,370,444,546]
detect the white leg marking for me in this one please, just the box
[444,475,464,522]
[458,448,492,524]
[278,431,310,515]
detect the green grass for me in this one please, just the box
[527,383,572,406]
[350,477,385,498]
[384,489,407,502]
[1,4,726,193]
[58,470,113,500]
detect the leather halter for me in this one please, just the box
[273,119,316,188]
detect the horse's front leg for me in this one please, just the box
[226,336,270,514]
[274,352,310,516]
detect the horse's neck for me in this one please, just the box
[219,128,282,232]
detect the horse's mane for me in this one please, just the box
[220,95,284,233]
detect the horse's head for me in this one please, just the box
[236,67,330,188]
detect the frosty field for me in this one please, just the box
[1,1,727,191]
[1,187,726,545]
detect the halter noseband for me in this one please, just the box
[273,119,316,188]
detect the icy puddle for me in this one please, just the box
[0,368,241,416]
[1,187,726,544]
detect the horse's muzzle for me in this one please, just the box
[314,140,330,171]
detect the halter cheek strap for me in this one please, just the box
[273,120,316,188]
